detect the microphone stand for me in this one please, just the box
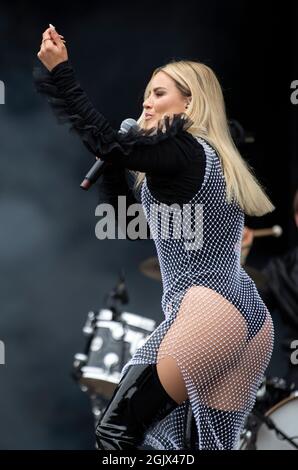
[104,269,129,321]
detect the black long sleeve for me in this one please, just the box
[33,60,206,205]
[96,164,150,241]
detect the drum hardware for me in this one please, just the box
[71,310,97,384]
[72,270,156,422]
[104,268,130,319]
[251,406,298,450]
[239,377,298,450]
[256,376,295,411]
[88,393,110,427]
[72,353,88,383]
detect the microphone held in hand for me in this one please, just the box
[80,158,108,190]
[80,118,139,190]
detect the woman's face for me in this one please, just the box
[142,71,190,129]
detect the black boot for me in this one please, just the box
[95,363,179,450]
[183,400,198,450]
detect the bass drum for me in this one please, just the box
[239,392,298,450]
[255,392,298,450]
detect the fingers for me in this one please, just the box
[39,40,53,53]
[49,28,65,48]
[40,27,56,51]
[39,38,66,48]
[48,24,64,38]
[41,27,65,46]
[38,32,57,62]
[41,37,56,52]
[42,27,54,40]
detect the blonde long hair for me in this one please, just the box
[134,60,274,216]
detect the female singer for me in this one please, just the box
[34,26,275,450]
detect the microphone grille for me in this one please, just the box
[119,118,139,134]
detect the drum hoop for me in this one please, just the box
[97,309,156,331]
[265,393,298,416]
[81,366,120,384]
[121,311,156,331]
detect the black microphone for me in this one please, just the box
[80,118,139,190]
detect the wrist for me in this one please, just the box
[50,59,70,75]
[49,59,77,96]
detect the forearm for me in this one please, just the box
[50,60,114,132]
[34,59,119,157]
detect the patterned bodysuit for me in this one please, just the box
[33,60,274,450]
[120,137,274,449]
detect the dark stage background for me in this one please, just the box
[0,0,297,449]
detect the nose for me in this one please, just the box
[143,96,153,110]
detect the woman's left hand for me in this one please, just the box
[37,27,68,72]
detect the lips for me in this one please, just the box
[145,113,153,119]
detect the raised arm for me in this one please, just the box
[34,50,200,175]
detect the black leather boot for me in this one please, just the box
[183,400,198,450]
[95,363,179,450]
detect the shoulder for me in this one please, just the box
[178,131,205,155]
[169,131,206,168]
[116,113,204,155]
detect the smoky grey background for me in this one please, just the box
[0,0,297,449]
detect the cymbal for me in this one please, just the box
[139,256,161,281]
[139,258,268,290]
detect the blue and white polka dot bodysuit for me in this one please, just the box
[120,136,274,450]
[34,60,274,450]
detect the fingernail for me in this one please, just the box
[49,23,56,29]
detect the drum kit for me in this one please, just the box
[72,269,157,422]
[72,255,298,450]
